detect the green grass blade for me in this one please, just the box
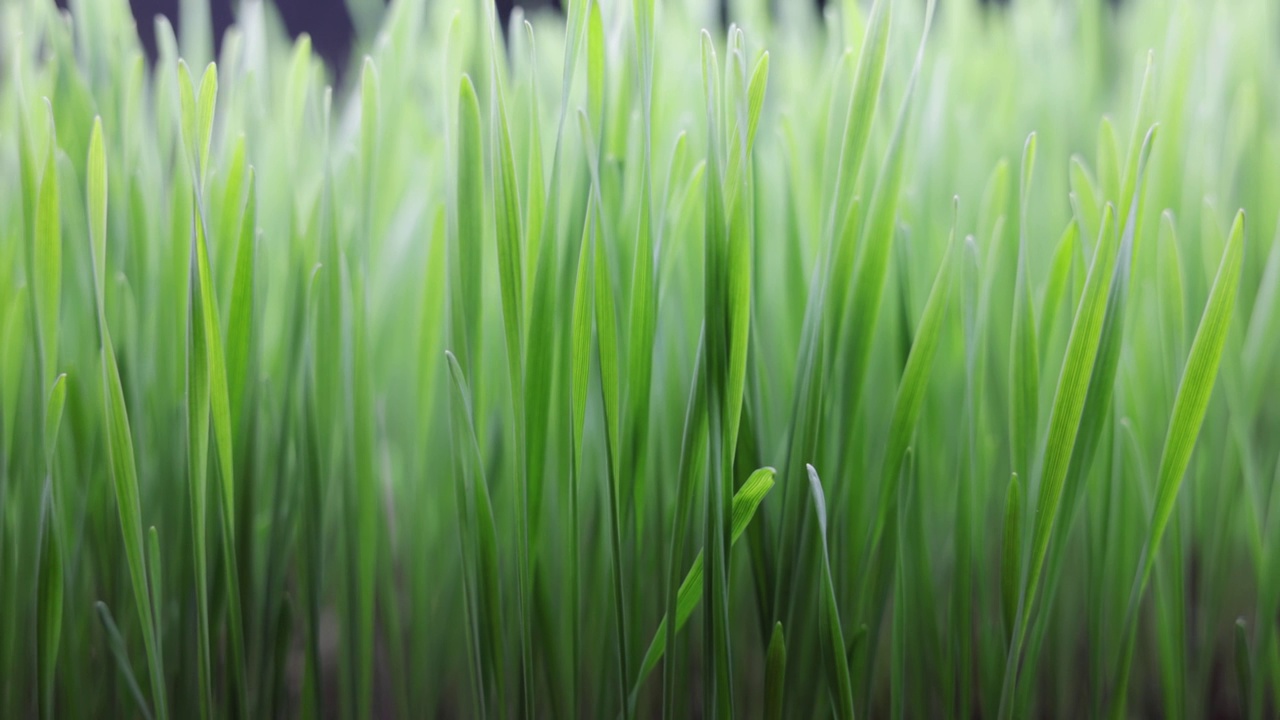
[1009,133,1039,483]
[455,76,484,372]
[33,100,61,400]
[568,206,595,719]
[485,16,535,712]
[594,192,631,714]
[1001,473,1022,642]
[587,0,605,138]
[999,124,1157,719]
[87,116,107,310]
[868,206,956,554]
[446,351,507,719]
[839,0,935,424]
[1109,209,1245,717]
[825,0,891,245]
[637,467,776,683]
[225,168,257,425]
[659,333,708,719]
[765,622,787,720]
[807,464,855,720]
[1236,618,1253,708]
[185,210,215,720]
[37,471,63,719]
[102,334,168,720]
[95,602,154,720]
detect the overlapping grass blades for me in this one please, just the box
[2,0,1276,716]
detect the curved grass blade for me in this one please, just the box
[1108,210,1245,718]
[807,465,855,720]
[86,115,169,720]
[867,202,957,558]
[998,124,1157,720]
[95,602,154,720]
[446,351,507,719]
[636,467,776,683]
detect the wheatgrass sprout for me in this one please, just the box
[3,0,1279,716]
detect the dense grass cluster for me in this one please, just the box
[2,0,1279,716]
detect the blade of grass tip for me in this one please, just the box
[33,99,60,405]
[1108,210,1244,719]
[1117,52,1154,235]
[270,596,293,718]
[950,234,982,718]
[456,75,484,372]
[88,112,169,720]
[623,64,658,533]
[1096,117,1120,209]
[42,375,66,470]
[1039,221,1079,367]
[855,191,951,703]
[95,602,155,720]
[1069,157,1103,255]
[361,57,379,245]
[228,177,259,650]
[866,199,957,560]
[699,28,735,720]
[37,461,64,720]
[569,207,595,720]
[298,297,326,720]
[1001,473,1022,642]
[765,622,787,720]
[147,525,164,673]
[1010,132,1039,484]
[838,0,935,446]
[352,276,379,720]
[1236,618,1253,709]
[658,333,708,720]
[999,125,1157,720]
[997,199,1119,718]
[195,63,217,190]
[444,352,487,718]
[520,20,554,536]
[87,117,107,313]
[594,179,632,716]
[723,38,762,485]
[116,325,172,716]
[446,351,507,719]
[823,0,891,247]
[214,136,245,289]
[225,168,257,426]
[185,205,215,720]
[807,465,855,720]
[182,60,251,715]
[1024,127,1159,687]
[636,466,776,687]
[586,0,605,140]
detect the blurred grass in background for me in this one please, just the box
[2,0,1279,717]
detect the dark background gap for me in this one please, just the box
[51,0,892,70]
